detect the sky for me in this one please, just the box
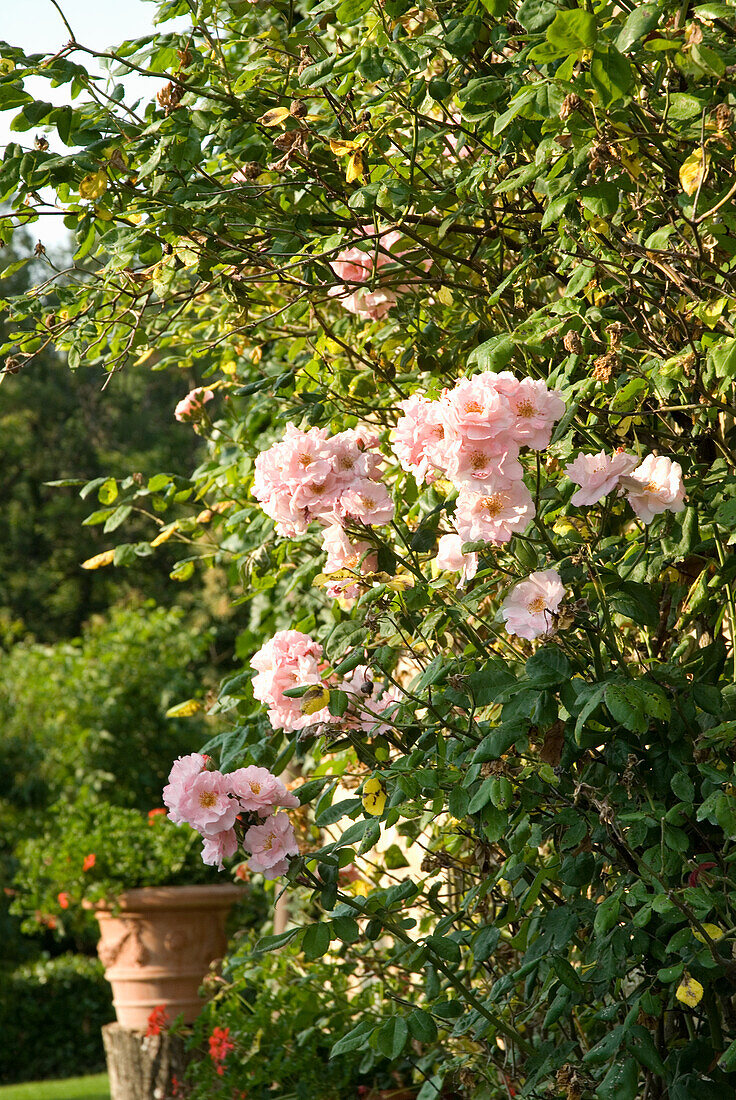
[1,0,187,248]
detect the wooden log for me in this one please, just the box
[102,1022,191,1100]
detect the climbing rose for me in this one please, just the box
[175,770,239,838]
[564,449,638,506]
[621,454,686,523]
[201,828,239,871]
[434,533,478,583]
[244,812,299,879]
[174,387,213,422]
[454,481,535,545]
[163,753,207,825]
[501,569,566,640]
[229,765,299,814]
[250,629,329,732]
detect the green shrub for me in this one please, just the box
[0,954,113,1084]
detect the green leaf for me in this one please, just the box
[616,4,660,53]
[302,922,331,959]
[315,798,361,827]
[546,9,597,56]
[332,915,360,943]
[596,1058,638,1100]
[426,934,461,963]
[590,45,633,106]
[331,1020,375,1057]
[408,1008,437,1043]
[605,682,648,734]
[376,1016,409,1060]
[98,477,118,505]
[336,0,373,22]
[525,647,571,688]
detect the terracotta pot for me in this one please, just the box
[91,884,244,1030]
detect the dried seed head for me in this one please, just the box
[563,330,583,354]
[290,99,307,119]
[34,134,49,151]
[592,350,619,383]
[559,92,582,121]
[716,103,733,131]
[608,321,625,349]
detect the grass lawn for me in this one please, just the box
[0,1074,109,1100]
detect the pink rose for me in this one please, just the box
[244,813,299,879]
[229,765,299,815]
[501,569,566,640]
[174,387,214,422]
[620,454,686,523]
[435,533,478,583]
[564,449,639,507]
[454,481,535,545]
[163,753,207,825]
[201,829,238,871]
[177,770,239,837]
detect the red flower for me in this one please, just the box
[209,1025,235,1071]
[57,892,70,910]
[82,853,96,872]
[148,808,167,825]
[145,1005,169,1037]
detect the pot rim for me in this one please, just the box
[84,883,246,912]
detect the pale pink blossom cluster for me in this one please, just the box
[434,533,478,585]
[253,423,391,538]
[251,629,331,732]
[174,387,214,422]
[321,524,377,600]
[329,228,428,320]
[392,371,565,546]
[163,754,299,877]
[565,450,685,522]
[250,630,403,738]
[501,569,566,641]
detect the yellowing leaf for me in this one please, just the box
[94,204,113,221]
[437,286,453,306]
[81,549,115,570]
[165,698,203,718]
[679,149,709,196]
[330,138,358,156]
[346,151,365,184]
[134,347,154,366]
[79,170,108,200]
[676,976,704,1007]
[151,522,179,547]
[301,685,330,716]
[0,59,15,75]
[362,775,387,816]
[693,923,725,944]
[258,107,290,127]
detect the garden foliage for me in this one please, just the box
[4,0,736,1095]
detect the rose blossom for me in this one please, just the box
[201,828,239,871]
[501,569,566,640]
[229,765,299,814]
[454,481,535,545]
[391,394,449,485]
[244,813,299,878]
[435,533,478,583]
[163,753,207,825]
[564,449,638,506]
[494,376,566,450]
[620,454,686,523]
[174,387,214,422]
[338,478,395,526]
[322,524,376,600]
[251,629,330,732]
[177,770,239,837]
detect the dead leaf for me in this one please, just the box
[539,721,566,767]
[679,148,709,196]
[258,107,291,127]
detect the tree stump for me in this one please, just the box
[102,1023,191,1100]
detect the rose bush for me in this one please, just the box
[4,0,736,1096]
